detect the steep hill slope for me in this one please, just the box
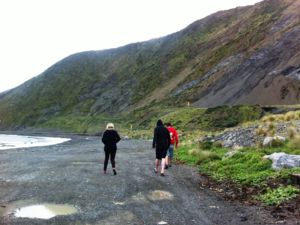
[0,0,300,130]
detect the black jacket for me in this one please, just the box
[152,125,171,152]
[102,129,121,151]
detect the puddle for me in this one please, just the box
[113,201,125,205]
[158,221,168,225]
[14,204,77,219]
[72,162,96,165]
[148,190,174,201]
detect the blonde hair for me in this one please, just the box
[106,123,114,130]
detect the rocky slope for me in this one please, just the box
[0,0,300,129]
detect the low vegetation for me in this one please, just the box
[168,107,300,209]
[256,185,300,206]
[175,123,300,206]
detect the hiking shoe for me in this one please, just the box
[165,165,169,169]
[154,168,158,174]
[113,169,117,175]
[160,173,165,177]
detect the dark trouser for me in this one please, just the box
[104,149,116,171]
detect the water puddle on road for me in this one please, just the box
[14,203,77,219]
[148,190,174,201]
[72,161,96,165]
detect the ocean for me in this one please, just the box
[0,134,71,150]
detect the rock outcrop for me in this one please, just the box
[263,152,300,170]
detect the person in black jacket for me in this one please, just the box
[102,123,121,175]
[152,119,171,176]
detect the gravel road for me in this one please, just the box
[0,134,278,225]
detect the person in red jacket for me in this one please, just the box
[165,122,179,168]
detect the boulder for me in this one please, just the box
[263,152,300,170]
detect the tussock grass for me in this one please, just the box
[196,151,220,165]
[188,148,221,164]
[287,126,298,139]
[188,148,200,156]
[261,110,300,123]
[255,126,268,136]
[287,134,300,149]
[255,123,276,137]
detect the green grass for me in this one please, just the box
[37,114,122,134]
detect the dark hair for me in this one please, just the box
[166,123,172,126]
[156,119,163,126]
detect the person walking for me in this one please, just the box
[102,123,121,175]
[152,119,171,176]
[165,122,179,169]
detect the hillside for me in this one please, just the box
[0,0,300,130]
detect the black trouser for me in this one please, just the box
[104,149,116,171]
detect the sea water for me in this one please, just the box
[0,134,71,150]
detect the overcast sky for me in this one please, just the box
[0,0,262,93]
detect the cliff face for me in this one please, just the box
[0,0,300,128]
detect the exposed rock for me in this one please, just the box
[223,145,243,158]
[262,136,286,147]
[213,127,257,148]
[263,152,300,170]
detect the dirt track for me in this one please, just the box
[0,134,280,225]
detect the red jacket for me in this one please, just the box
[167,126,179,147]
